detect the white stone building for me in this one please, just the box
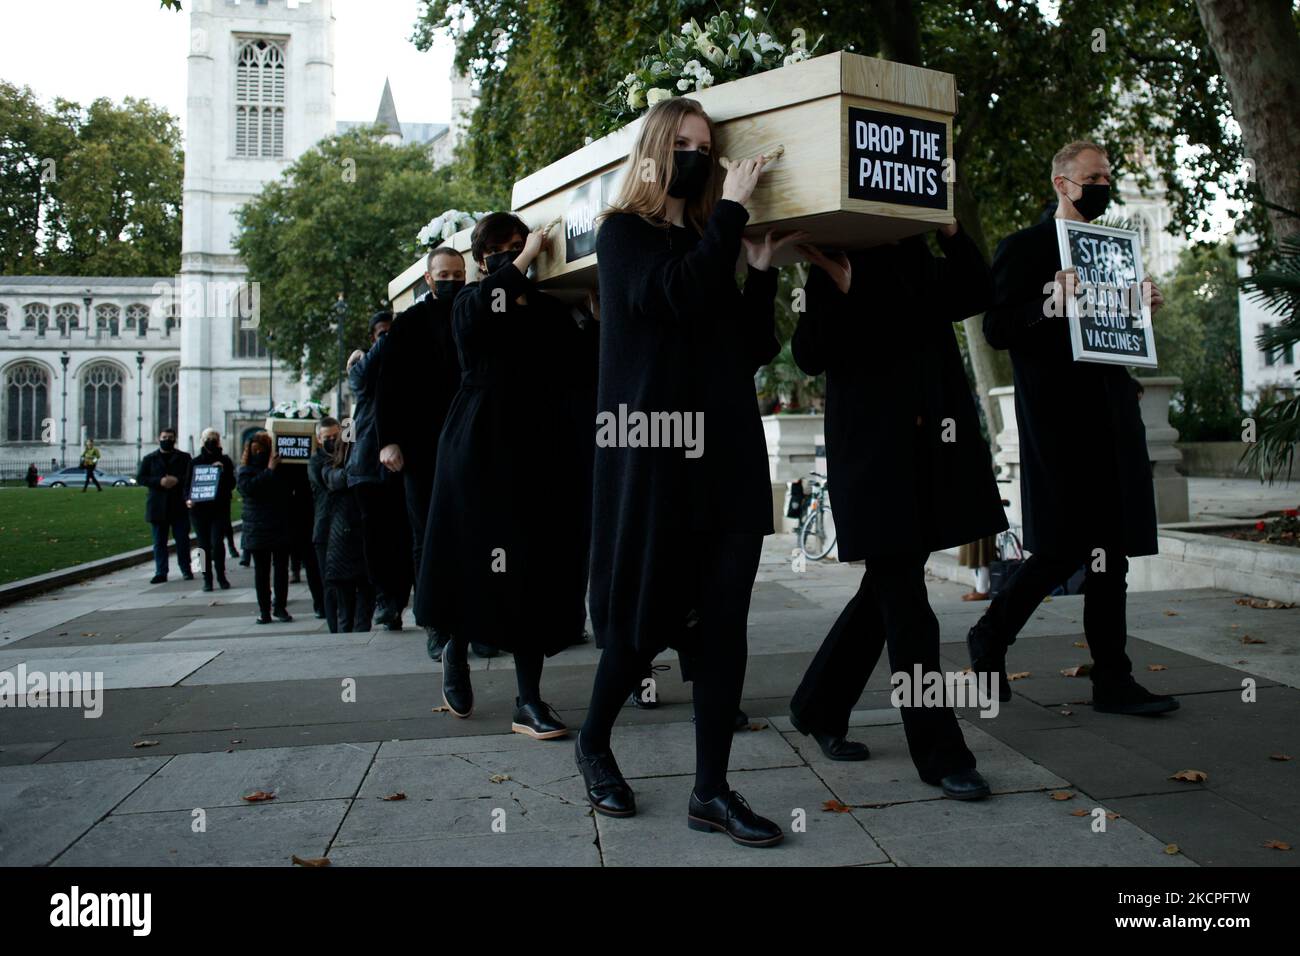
[1236,234,1297,406]
[0,0,476,477]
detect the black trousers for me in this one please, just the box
[82,466,101,490]
[982,545,1133,683]
[331,580,375,632]
[293,540,324,612]
[252,547,289,617]
[356,479,412,614]
[790,554,976,784]
[193,509,226,580]
[314,543,337,631]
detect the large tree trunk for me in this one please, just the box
[1195,0,1300,240]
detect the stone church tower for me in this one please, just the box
[179,0,336,454]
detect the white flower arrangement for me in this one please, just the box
[605,12,822,131]
[417,209,490,248]
[268,399,329,420]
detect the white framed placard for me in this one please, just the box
[189,464,221,503]
[1054,219,1157,368]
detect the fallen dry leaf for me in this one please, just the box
[242,790,276,802]
[1269,754,1292,762]
[291,855,330,867]
[1107,812,1121,821]
[1061,664,1091,678]
[1008,671,1031,682]
[1164,610,1178,617]
[822,799,852,813]
[381,791,406,801]
[1241,635,1267,645]
[1070,808,1089,817]
[1147,664,1168,672]
[132,740,160,749]
[1072,641,1088,649]
[1169,769,1208,783]
[1262,840,1291,851]
[1050,791,1075,801]
[1164,844,1181,855]
[1234,597,1295,610]
[747,722,767,731]
[489,774,511,784]
[1059,709,1074,716]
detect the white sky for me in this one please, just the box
[0,0,457,134]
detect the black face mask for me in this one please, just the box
[433,279,466,300]
[250,450,268,467]
[1065,180,1110,221]
[203,439,220,453]
[668,149,711,199]
[323,438,337,454]
[160,439,175,452]
[483,251,517,275]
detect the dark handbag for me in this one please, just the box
[988,530,1025,596]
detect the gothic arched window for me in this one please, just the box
[165,302,181,335]
[55,303,80,336]
[96,304,120,337]
[235,38,286,158]
[126,303,150,335]
[82,362,124,441]
[4,362,50,443]
[24,303,48,336]
[155,363,180,434]
[0,304,8,330]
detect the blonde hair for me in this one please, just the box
[200,427,220,444]
[601,97,721,234]
[1052,140,1108,179]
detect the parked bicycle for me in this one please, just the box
[797,472,836,560]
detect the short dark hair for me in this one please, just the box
[470,212,529,264]
[368,310,392,332]
[318,416,340,430]
[160,427,177,438]
[426,246,465,272]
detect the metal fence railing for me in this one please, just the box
[1,455,143,485]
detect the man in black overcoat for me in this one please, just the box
[968,140,1177,716]
[137,427,193,584]
[375,247,467,656]
[788,220,1007,800]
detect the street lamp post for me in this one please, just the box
[59,351,70,468]
[266,329,275,413]
[333,293,347,418]
[135,351,145,466]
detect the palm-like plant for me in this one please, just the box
[1240,203,1300,482]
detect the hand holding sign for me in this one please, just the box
[268,449,281,470]
[1145,279,1164,315]
[798,244,852,295]
[744,230,810,272]
[1051,266,1080,316]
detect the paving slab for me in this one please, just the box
[55,800,351,867]
[856,789,1198,866]
[1104,790,1300,867]
[1,650,220,690]
[327,825,602,866]
[115,741,379,812]
[0,756,169,865]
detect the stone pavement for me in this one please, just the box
[0,536,1297,867]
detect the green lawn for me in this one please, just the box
[0,487,242,584]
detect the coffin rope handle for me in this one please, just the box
[719,144,785,170]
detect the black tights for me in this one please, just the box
[514,646,544,706]
[581,533,760,803]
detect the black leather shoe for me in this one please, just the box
[217,575,231,590]
[384,612,404,632]
[273,608,293,622]
[426,628,449,662]
[254,613,272,625]
[150,574,167,584]
[512,699,569,740]
[687,790,783,847]
[789,714,871,761]
[442,638,473,718]
[939,768,991,800]
[202,575,214,592]
[967,619,1012,703]
[181,572,195,581]
[1092,676,1180,715]
[471,642,499,659]
[575,738,635,816]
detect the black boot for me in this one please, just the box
[789,713,870,761]
[441,637,473,718]
[939,768,991,801]
[575,737,635,817]
[511,699,568,740]
[202,573,214,593]
[967,618,1012,703]
[687,790,783,847]
[217,573,231,590]
[1092,675,1179,715]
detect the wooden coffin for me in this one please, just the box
[264,416,317,465]
[389,50,956,308]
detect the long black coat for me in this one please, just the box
[185,449,236,543]
[137,448,192,524]
[321,457,366,584]
[236,462,293,551]
[373,293,462,477]
[345,336,387,487]
[589,199,779,658]
[414,262,598,655]
[793,227,1007,560]
[306,448,333,545]
[984,217,1157,557]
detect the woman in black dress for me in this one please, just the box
[186,427,236,591]
[577,96,802,847]
[415,212,598,739]
[236,431,294,624]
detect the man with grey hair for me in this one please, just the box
[968,140,1176,716]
